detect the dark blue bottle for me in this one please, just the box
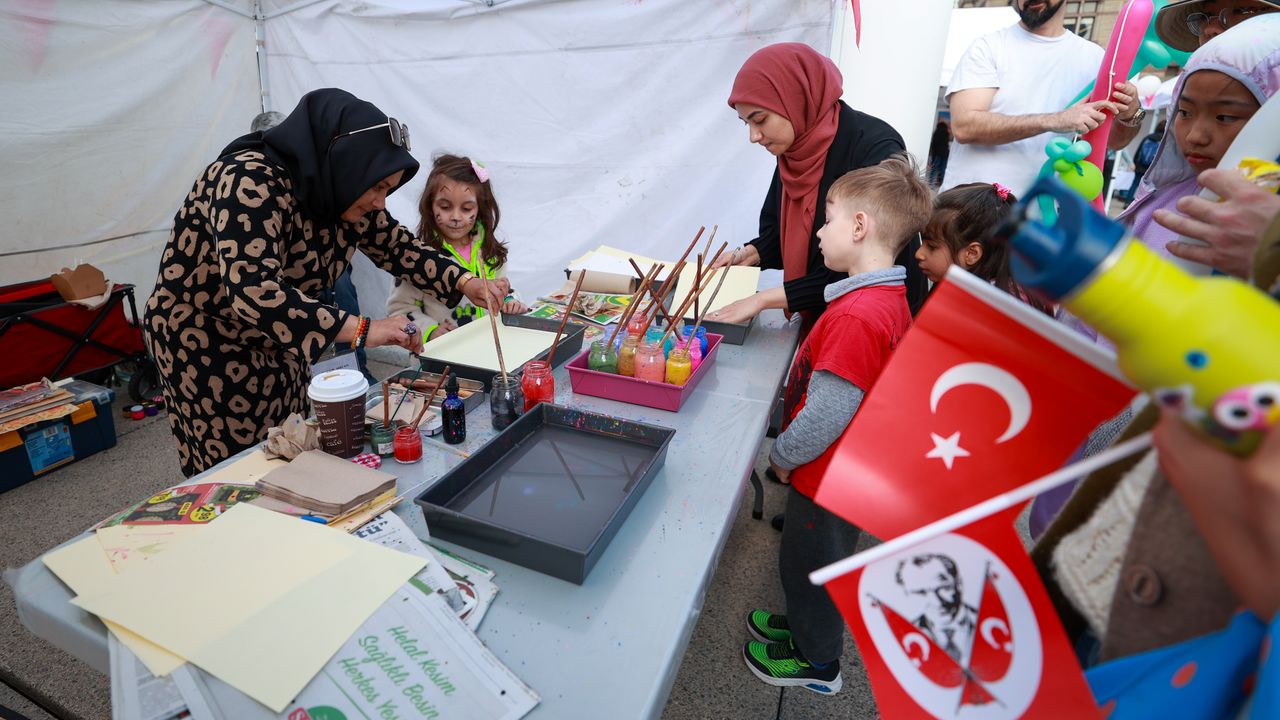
[441,375,466,445]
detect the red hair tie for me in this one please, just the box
[993,182,1011,201]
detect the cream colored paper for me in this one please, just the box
[43,536,187,676]
[202,449,287,485]
[672,265,761,317]
[95,525,205,572]
[72,503,426,712]
[420,318,557,371]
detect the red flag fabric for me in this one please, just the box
[827,508,1100,719]
[813,267,1135,539]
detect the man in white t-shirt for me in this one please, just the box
[942,0,1142,194]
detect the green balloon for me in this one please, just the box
[1056,160,1104,201]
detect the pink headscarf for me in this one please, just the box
[729,43,843,283]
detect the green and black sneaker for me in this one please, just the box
[746,610,792,643]
[742,638,843,695]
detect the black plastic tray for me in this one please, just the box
[415,403,675,584]
[681,314,754,345]
[417,313,585,392]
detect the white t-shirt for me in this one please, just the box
[941,23,1104,195]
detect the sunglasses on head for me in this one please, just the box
[1184,5,1269,36]
[330,117,411,152]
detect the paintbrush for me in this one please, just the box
[410,366,450,430]
[547,270,586,366]
[657,242,729,348]
[388,369,422,426]
[476,253,509,382]
[694,252,703,322]
[686,252,734,345]
[606,262,661,349]
[382,381,390,428]
[702,224,716,263]
[637,225,705,330]
[628,258,676,327]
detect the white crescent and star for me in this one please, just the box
[926,363,1032,470]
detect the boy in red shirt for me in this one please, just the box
[743,156,933,694]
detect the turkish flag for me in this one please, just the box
[827,508,1100,719]
[813,267,1135,539]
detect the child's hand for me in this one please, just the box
[769,459,791,485]
[427,324,453,341]
[1155,411,1280,619]
[503,299,529,315]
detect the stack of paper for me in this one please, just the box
[68,503,425,712]
[255,450,396,516]
[0,379,77,434]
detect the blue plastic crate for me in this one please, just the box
[0,380,118,493]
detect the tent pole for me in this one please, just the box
[254,0,271,112]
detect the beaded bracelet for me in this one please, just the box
[351,316,371,350]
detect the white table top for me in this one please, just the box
[12,309,800,720]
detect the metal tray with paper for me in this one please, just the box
[415,403,674,584]
[416,313,585,391]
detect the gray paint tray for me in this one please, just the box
[417,313,585,392]
[415,403,675,584]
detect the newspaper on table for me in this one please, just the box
[428,543,499,632]
[354,512,464,613]
[109,633,215,720]
[168,585,537,720]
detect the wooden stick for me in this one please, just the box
[547,270,586,366]
[687,253,734,343]
[388,369,422,425]
[658,244,728,347]
[694,252,703,323]
[477,254,508,382]
[606,263,661,348]
[382,381,390,428]
[702,224,717,263]
[410,366,450,430]
[628,258,675,327]
[636,259,685,335]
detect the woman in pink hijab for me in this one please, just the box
[709,42,928,328]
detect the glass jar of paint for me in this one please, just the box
[617,335,641,377]
[686,334,704,371]
[634,342,667,383]
[370,422,396,458]
[520,360,555,412]
[490,375,523,430]
[645,327,667,356]
[666,346,693,386]
[684,326,709,356]
[627,312,647,338]
[587,339,618,373]
[393,426,423,464]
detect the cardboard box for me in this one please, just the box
[50,264,107,302]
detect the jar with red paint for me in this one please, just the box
[393,426,423,464]
[520,361,554,412]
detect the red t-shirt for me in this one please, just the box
[783,283,911,498]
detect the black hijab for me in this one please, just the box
[220,88,419,223]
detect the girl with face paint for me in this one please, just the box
[387,154,527,340]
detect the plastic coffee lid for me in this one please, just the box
[307,368,369,403]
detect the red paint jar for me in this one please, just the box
[520,361,554,412]
[393,426,423,464]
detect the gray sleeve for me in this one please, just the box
[770,370,865,470]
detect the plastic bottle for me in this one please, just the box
[441,375,466,445]
[1002,176,1280,454]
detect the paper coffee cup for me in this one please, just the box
[308,369,369,458]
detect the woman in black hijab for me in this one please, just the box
[145,89,504,476]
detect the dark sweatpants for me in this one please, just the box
[779,487,862,665]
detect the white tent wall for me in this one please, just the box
[264,0,834,318]
[832,0,953,167]
[0,0,263,303]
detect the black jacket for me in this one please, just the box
[748,101,928,316]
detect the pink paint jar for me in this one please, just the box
[634,342,666,383]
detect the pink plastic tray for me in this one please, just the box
[566,333,723,412]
